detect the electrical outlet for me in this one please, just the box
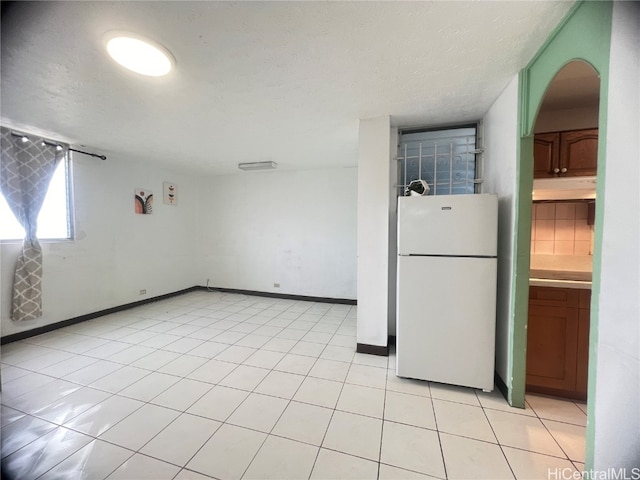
[273,282,280,288]
[139,289,146,295]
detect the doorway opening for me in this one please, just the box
[524,59,600,459]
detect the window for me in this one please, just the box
[0,154,73,240]
[398,125,478,196]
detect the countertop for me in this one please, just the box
[529,278,592,289]
[530,254,592,289]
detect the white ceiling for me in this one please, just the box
[1,1,574,175]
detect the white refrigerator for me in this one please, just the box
[396,193,498,391]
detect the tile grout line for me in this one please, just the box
[475,388,518,479]
[119,296,340,479]
[3,294,282,478]
[237,303,346,480]
[376,365,390,480]
[425,383,450,480]
[5,292,529,480]
[230,300,341,480]
[111,294,296,479]
[33,434,137,480]
[532,402,584,464]
[478,393,582,462]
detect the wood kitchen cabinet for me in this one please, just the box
[533,133,560,178]
[533,129,598,178]
[526,286,591,400]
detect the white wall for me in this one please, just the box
[197,167,357,300]
[534,105,599,133]
[1,154,357,339]
[1,153,199,337]
[593,1,640,469]
[357,116,391,347]
[481,76,519,387]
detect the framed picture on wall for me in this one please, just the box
[163,182,177,205]
[135,188,153,214]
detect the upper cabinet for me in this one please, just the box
[533,133,560,178]
[561,129,599,176]
[534,129,598,178]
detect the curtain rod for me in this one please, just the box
[9,131,107,161]
[69,148,107,161]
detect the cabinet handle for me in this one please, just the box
[553,168,560,174]
[561,167,568,173]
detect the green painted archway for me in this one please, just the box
[511,0,612,470]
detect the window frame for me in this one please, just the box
[0,151,75,243]
[397,123,480,197]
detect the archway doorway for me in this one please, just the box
[508,1,613,470]
[525,60,600,404]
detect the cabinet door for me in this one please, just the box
[529,286,581,308]
[560,129,598,177]
[526,304,579,392]
[533,133,560,178]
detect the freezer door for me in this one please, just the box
[398,194,498,257]
[396,255,497,391]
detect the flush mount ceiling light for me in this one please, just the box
[104,31,174,77]
[238,161,278,171]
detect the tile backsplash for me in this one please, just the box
[531,202,593,255]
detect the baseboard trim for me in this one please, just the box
[1,286,357,345]
[356,343,389,356]
[494,372,509,401]
[197,286,357,305]
[1,286,200,345]
[524,384,586,402]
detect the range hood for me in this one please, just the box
[532,176,596,201]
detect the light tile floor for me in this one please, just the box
[0,291,587,479]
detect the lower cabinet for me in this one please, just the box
[526,286,590,400]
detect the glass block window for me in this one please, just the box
[398,126,478,196]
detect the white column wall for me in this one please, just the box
[481,76,519,386]
[357,116,391,347]
[388,127,399,337]
[593,1,640,469]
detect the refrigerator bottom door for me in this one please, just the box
[396,255,497,391]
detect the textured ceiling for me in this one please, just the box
[1,1,574,175]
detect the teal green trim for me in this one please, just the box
[505,72,530,409]
[585,31,610,470]
[522,2,582,75]
[522,1,612,136]
[513,0,613,470]
[509,129,532,409]
[518,1,582,136]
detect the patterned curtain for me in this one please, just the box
[0,127,67,321]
